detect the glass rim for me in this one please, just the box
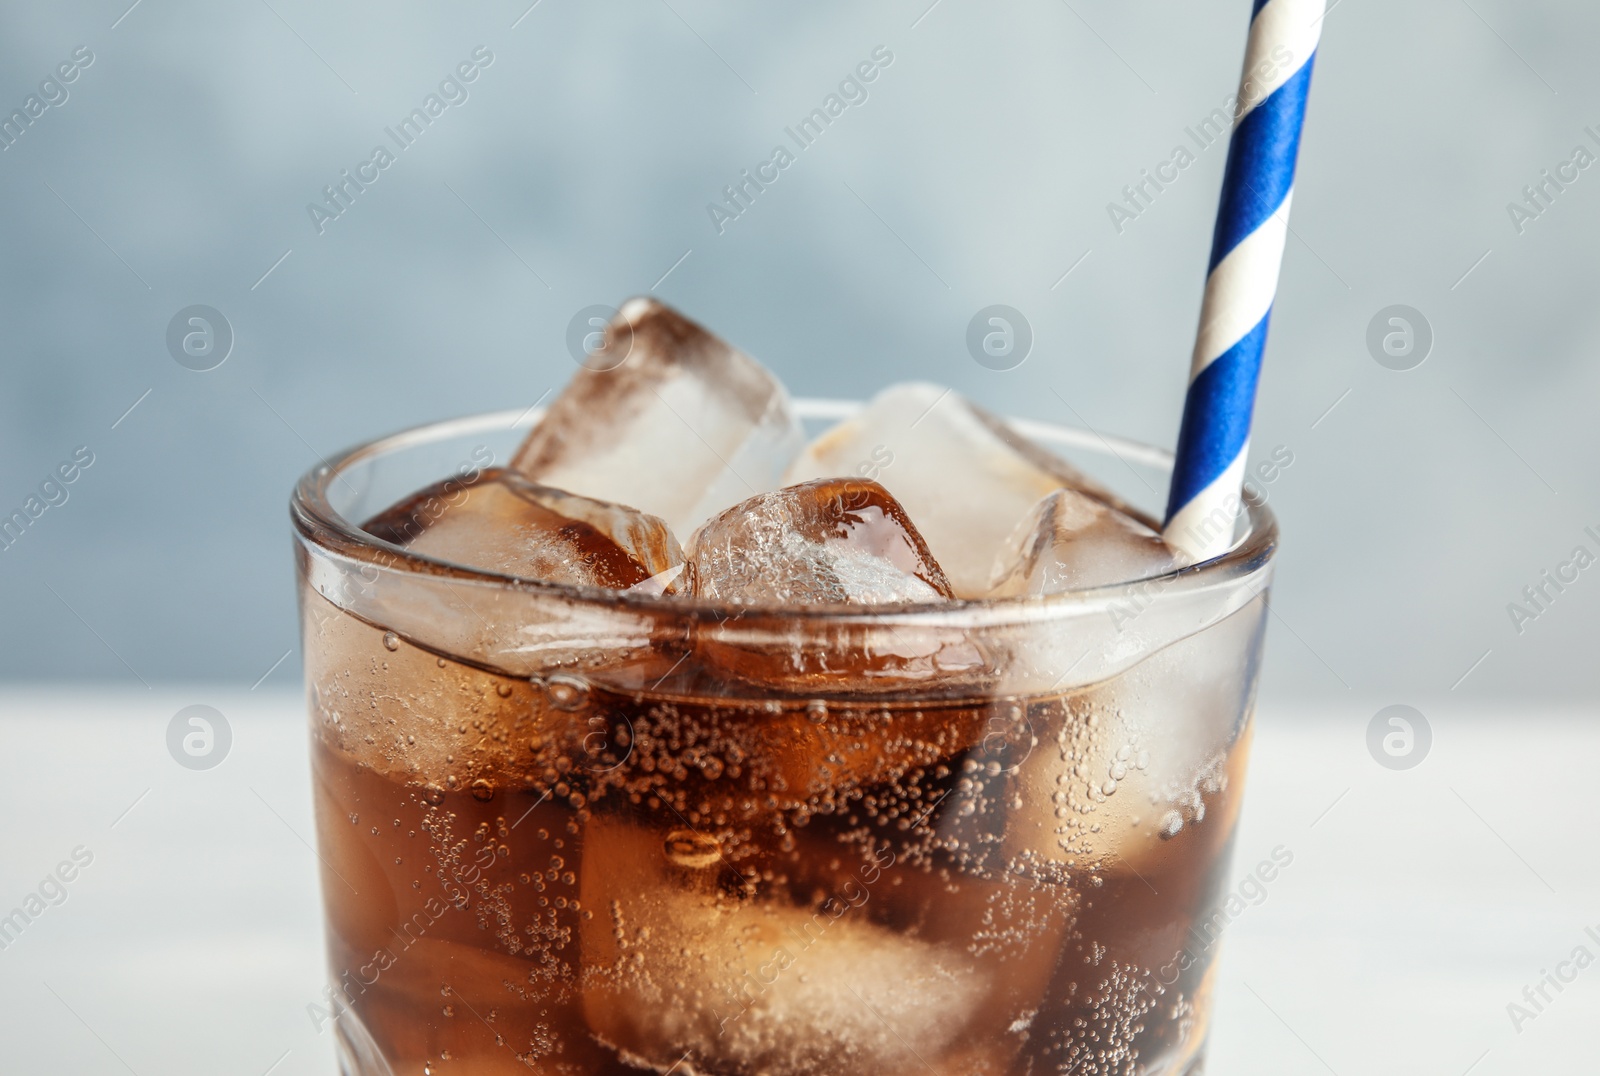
[290,400,1278,625]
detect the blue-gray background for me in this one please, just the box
[1,0,1595,702]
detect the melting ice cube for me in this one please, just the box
[581,816,988,1076]
[989,488,1177,596]
[688,477,952,606]
[784,382,1110,597]
[511,298,805,536]
[364,469,683,589]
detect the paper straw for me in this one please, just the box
[1164,0,1324,561]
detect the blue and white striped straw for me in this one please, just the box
[1164,0,1324,561]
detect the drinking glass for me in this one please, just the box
[291,402,1277,1076]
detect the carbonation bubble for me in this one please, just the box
[663,829,722,869]
[547,674,589,710]
[1158,810,1184,839]
[382,631,400,651]
[470,779,496,802]
[806,700,828,725]
[422,786,446,806]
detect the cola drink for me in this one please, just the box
[302,592,1267,1075]
[291,302,1277,1075]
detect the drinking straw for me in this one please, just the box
[1163,0,1325,561]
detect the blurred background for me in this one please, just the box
[2,0,1596,700]
[2,1,1596,1073]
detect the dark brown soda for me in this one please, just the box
[307,605,1249,1076]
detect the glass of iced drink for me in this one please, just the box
[291,301,1276,1076]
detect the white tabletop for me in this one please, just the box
[0,690,1592,1074]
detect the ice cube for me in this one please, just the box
[684,478,977,693]
[364,469,683,590]
[783,382,1115,597]
[580,815,989,1076]
[989,488,1178,596]
[687,478,953,605]
[511,298,806,536]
